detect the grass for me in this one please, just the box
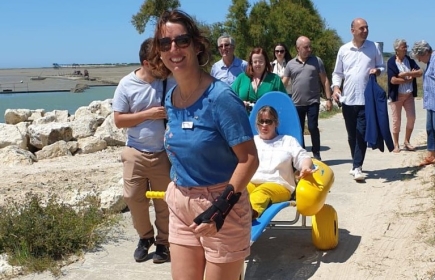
[376,72,424,98]
[319,105,341,119]
[0,193,120,277]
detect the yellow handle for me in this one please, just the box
[145,191,165,199]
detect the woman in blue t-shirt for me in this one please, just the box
[149,9,259,280]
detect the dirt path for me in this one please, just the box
[3,98,435,280]
[248,98,435,280]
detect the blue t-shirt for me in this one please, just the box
[164,80,253,187]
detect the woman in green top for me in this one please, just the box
[232,47,287,105]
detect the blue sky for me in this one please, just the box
[0,0,433,69]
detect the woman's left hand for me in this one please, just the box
[189,222,218,237]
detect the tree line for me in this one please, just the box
[131,0,343,76]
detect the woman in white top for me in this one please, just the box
[387,39,422,153]
[248,105,314,218]
[271,43,291,79]
[272,43,291,95]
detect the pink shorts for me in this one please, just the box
[165,181,251,263]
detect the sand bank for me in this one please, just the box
[0,66,138,92]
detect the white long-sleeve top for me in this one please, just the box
[250,134,310,192]
[331,40,385,105]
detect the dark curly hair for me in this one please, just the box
[139,38,153,65]
[149,9,211,79]
[273,42,292,62]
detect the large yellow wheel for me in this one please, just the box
[311,204,338,250]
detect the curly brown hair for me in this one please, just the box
[149,9,211,79]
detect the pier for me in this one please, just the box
[0,83,115,94]
[52,63,127,69]
[0,82,30,92]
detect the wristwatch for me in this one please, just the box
[327,97,333,101]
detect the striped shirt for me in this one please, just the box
[396,57,413,94]
[423,53,435,111]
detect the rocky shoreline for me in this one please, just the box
[1,98,129,212]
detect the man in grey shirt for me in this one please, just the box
[112,38,175,264]
[283,36,332,161]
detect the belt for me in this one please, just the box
[128,146,161,155]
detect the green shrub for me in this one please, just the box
[319,105,341,119]
[0,193,119,275]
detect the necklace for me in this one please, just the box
[179,72,203,103]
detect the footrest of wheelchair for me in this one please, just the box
[250,201,291,243]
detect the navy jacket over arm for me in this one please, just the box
[387,55,420,102]
[364,74,394,152]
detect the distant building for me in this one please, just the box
[375,41,384,54]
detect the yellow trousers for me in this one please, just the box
[247,182,291,217]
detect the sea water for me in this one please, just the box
[0,86,117,123]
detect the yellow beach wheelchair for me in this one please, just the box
[248,91,338,250]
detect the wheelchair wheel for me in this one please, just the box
[311,204,338,250]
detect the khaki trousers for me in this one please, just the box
[121,146,171,245]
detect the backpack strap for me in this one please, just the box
[161,79,168,127]
[161,79,167,106]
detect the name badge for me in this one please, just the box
[182,121,194,129]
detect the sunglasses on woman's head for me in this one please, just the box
[159,34,192,52]
[257,119,274,125]
[275,50,285,54]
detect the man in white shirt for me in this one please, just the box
[331,18,385,181]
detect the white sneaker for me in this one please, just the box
[353,167,364,181]
[349,168,354,175]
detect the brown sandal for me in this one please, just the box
[404,143,416,151]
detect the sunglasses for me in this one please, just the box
[159,34,192,52]
[275,50,285,54]
[218,43,232,49]
[257,119,275,125]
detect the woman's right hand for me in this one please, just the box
[298,167,315,179]
[189,221,218,237]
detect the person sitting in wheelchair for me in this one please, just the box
[248,105,315,219]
